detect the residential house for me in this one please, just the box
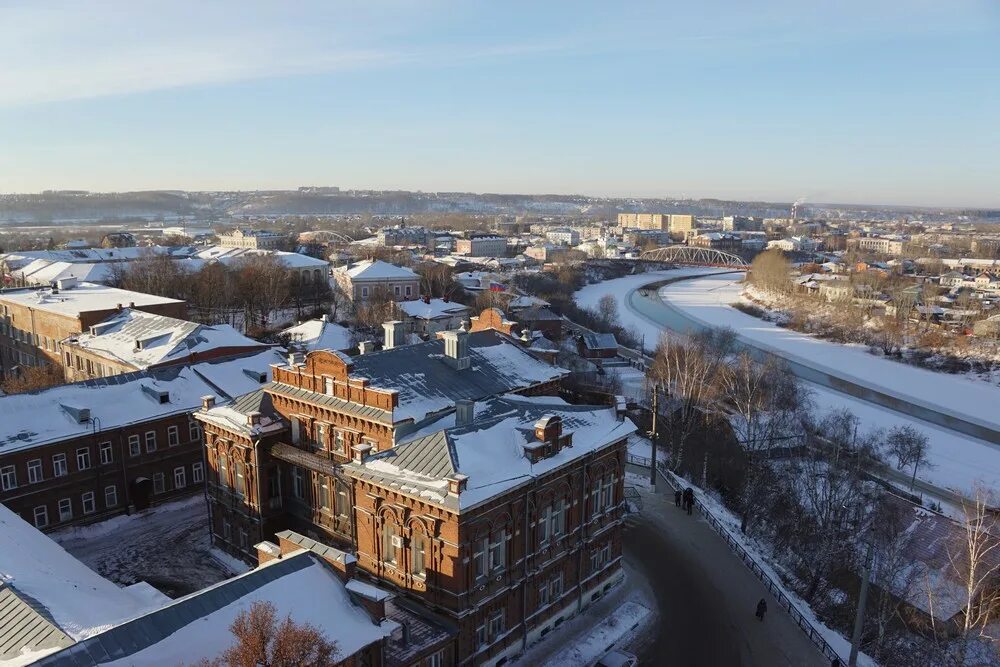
[577,333,618,360]
[396,296,471,336]
[333,260,421,302]
[282,315,355,354]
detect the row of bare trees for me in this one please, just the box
[646,330,998,664]
[110,254,341,335]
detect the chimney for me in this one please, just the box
[455,399,474,427]
[615,395,627,422]
[321,313,330,323]
[382,320,404,350]
[358,340,375,355]
[247,411,262,426]
[129,301,135,308]
[442,294,450,303]
[353,443,372,463]
[446,473,468,497]
[423,294,431,304]
[201,395,216,411]
[116,303,123,311]
[288,351,304,366]
[441,328,470,370]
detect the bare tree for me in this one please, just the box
[596,294,619,327]
[950,485,1000,658]
[649,329,734,471]
[197,600,339,667]
[884,424,930,491]
[233,255,291,334]
[748,249,792,296]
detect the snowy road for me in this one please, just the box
[624,483,825,666]
[52,495,246,598]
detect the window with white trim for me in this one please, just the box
[174,466,186,489]
[76,447,91,471]
[167,425,179,447]
[239,528,249,550]
[537,581,550,607]
[0,465,15,491]
[192,462,204,484]
[475,624,487,650]
[549,572,564,599]
[488,610,505,640]
[128,435,140,457]
[27,459,42,484]
[334,429,345,454]
[591,544,611,572]
[318,475,331,510]
[489,532,507,573]
[105,485,118,508]
[33,505,48,528]
[58,498,72,522]
[189,421,201,443]
[153,473,165,495]
[234,460,245,496]
[145,431,157,453]
[335,488,348,517]
[412,534,426,577]
[382,523,398,565]
[473,537,488,579]
[223,520,231,541]
[428,650,444,667]
[99,441,113,465]
[218,453,230,487]
[52,454,67,477]
[82,491,95,515]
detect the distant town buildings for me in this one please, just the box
[217,228,286,250]
[617,213,694,236]
[333,259,421,302]
[455,234,507,257]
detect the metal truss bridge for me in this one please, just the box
[639,245,749,268]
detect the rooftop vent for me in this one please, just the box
[55,277,78,291]
[140,383,170,404]
[60,403,90,424]
[358,341,375,355]
[441,328,470,370]
[455,399,474,427]
[382,320,404,350]
[242,368,267,383]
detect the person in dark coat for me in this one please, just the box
[683,488,694,515]
[755,598,767,621]
[674,489,682,507]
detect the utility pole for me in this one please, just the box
[649,384,658,488]
[849,543,873,666]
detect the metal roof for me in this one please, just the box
[34,554,319,667]
[268,382,394,425]
[0,584,73,662]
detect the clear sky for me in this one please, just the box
[1,1,998,207]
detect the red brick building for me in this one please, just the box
[0,280,186,379]
[195,326,634,665]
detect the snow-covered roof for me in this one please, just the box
[36,551,397,667]
[0,367,220,454]
[580,332,618,350]
[0,503,161,662]
[336,259,418,281]
[282,317,354,352]
[508,295,550,310]
[188,348,287,399]
[395,298,470,321]
[343,330,567,424]
[0,283,182,318]
[349,394,636,511]
[190,246,329,269]
[64,309,266,369]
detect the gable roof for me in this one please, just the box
[339,260,418,281]
[281,318,354,353]
[581,332,618,350]
[347,394,636,511]
[35,551,397,667]
[64,309,265,369]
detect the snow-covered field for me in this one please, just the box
[660,273,1000,434]
[52,495,247,598]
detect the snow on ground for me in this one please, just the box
[543,601,650,666]
[807,384,1000,497]
[660,272,1000,434]
[574,268,723,351]
[604,364,647,402]
[52,495,244,598]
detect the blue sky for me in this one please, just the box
[1,1,998,207]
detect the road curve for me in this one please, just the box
[624,273,1000,447]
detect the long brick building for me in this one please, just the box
[194,323,634,665]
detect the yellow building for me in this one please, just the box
[617,213,695,234]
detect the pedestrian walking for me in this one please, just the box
[674,489,682,507]
[755,598,767,621]
[683,488,694,515]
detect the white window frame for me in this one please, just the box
[27,459,42,484]
[128,434,141,457]
[218,452,229,487]
[189,421,201,443]
[105,485,118,508]
[76,447,91,471]
[167,425,179,447]
[33,505,48,528]
[192,462,204,484]
[473,537,488,579]
[152,473,165,495]
[0,465,16,491]
[145,431,157,453]
[174,466,186,489]
[82,491,95,515]
[58,498,72,522]
[52,453,67,477]
[412,534,426,578]
[489,533,506,573]
[488,610,505,639]
[291,466,304,499]
[99,441,113,465]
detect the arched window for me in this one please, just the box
[218,452,229,487]
[234,460,246,496]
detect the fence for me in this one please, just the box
[653,464,845,665]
